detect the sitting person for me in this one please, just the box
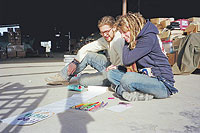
[45,16,124,87]
[107,12,178,101]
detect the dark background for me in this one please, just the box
[0,0,199,40]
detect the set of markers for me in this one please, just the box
[71,101,108,112]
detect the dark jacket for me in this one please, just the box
[123,21,177,94]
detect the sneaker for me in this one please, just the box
[108,84,116,92]
[113,92,121,98]
[122,91,154,101]
[45,74,69,85]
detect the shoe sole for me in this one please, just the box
[122,91,153,101]
[47,81,69,85]
[108,87,115,92]
[122,92,138,101]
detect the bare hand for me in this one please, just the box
[126,63,137,72]
[67,62,77,75]
[106,65,117,72]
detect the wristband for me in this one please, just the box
[72,59,80,66]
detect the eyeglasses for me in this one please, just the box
[100,28,112,36]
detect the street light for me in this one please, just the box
[65,32,71,53]
[68,32,71,53]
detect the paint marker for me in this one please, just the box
[88,103,101,111]
[85,103,98,110]
[87,103,100,111]
[79,102,99,110]
[71,103,84,109]
[101,102,108,108]
[90,101,104,112]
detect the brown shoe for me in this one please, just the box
[45,74,69,85]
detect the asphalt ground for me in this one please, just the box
[0,55,200,133]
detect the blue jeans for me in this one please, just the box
[60,52,111,86]
[107,69,169,98]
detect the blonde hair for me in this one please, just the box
[116,12,146,49]
[98,16,115,28]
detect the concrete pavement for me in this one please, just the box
[0,56,200,133]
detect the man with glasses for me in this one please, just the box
[45,16,124,86]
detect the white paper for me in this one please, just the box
[106,104,132,112]
[1,86,107,125]
[1,109,55,126]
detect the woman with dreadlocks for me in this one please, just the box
[107,12,178,101]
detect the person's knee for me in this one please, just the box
[82,52,96,62]
[120,72,136,85]
[79,72,108,86]
[107,69,115,82]
[120,72,141,92]
[78,73,90,86]
[154,90,169,99]
[85,52,103,60]
[85,52,95,58]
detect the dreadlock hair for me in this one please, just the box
[116,12,146,49]
[98,16,115,28]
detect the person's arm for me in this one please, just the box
[75,37,108,62]
[123,35,155,66]
[106,31,125,71]
[111,33,125,66]
[67,37,108,75]
[109,32,125,66]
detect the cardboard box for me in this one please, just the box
[7,51,16,58]
[155,24,163,29]
[15,40,22,45]
[185,24,198,34]
[159,29,171,40]
[150,18,168,25]
[170,30,184,35]
[197,24,200,32]
[169,34,185,41]
[9,39,15,45]
[160,19,171,28]
[168,18,175,22]
[14,45,24,51]
[169,30,184,40]
[16,51,26,57]
[0,51,7,59]
[188,17,200,23]
[172,37,182,47]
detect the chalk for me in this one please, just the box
[108,97,115,99]
[118,102,132,107]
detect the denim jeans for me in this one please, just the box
[60,52,111,86]
[107,69,169,98]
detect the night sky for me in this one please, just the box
[0,0,199,40]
